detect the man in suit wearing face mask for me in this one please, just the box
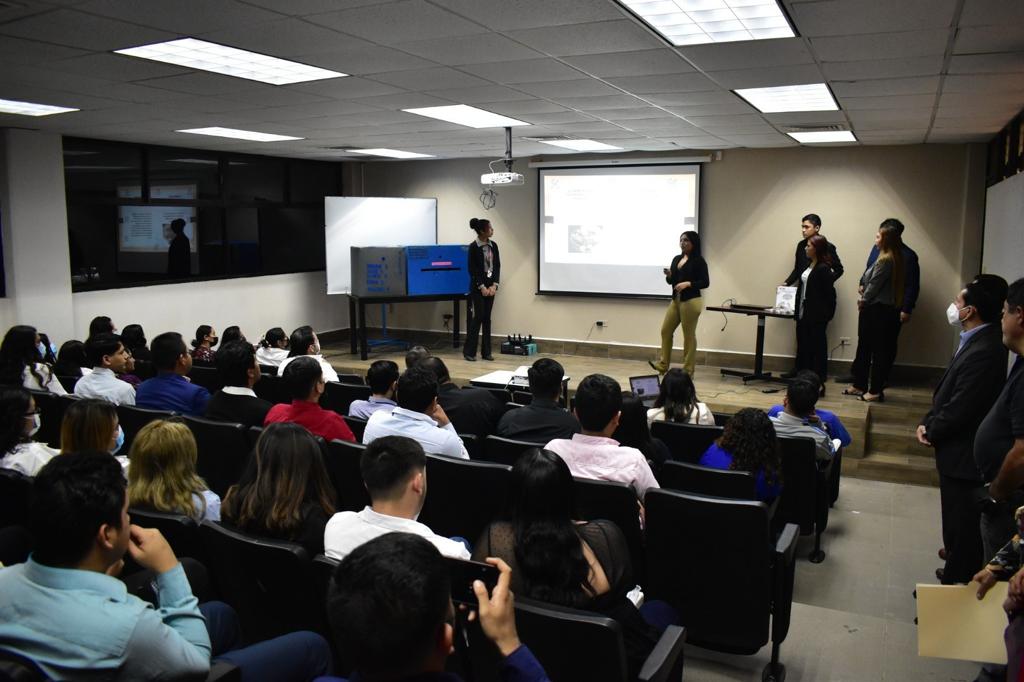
[917,277,1008,584]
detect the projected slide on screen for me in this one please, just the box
[539,165,700,296]
[116,184,197,253]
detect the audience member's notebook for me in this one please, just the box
[629,375,661,408]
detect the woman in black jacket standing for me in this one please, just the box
[650,230,709,377]
[464,217,500,361]
[795,234,837,390]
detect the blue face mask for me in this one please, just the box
[37,341,46,358]
[111,425,125,454]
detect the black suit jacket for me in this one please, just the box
[796,263,837,323]
[785,237,843,286]
[922,324,1008,481]
[437,383,505,439]
[468,240,500,291]
[205,390,274,429]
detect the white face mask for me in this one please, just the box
[28,413,40,437]
[947,302,967,326]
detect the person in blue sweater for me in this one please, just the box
[767,370,852,448]
[700,408,783,503]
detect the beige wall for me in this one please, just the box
[360,144,986,369]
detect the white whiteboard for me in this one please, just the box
[983,171,1024,283]
[325,196,437,295]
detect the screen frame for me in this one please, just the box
[535,162,704,300]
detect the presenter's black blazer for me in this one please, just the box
[468,240,500,292]
[922,324,1008,481]
[785,237,842,286]
[796,263,837,323]
[665,253,709,302]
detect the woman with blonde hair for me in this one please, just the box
[127,419,220,522]
[60,398,128,473]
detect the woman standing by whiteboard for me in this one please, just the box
[464,218,500,362]
[650,231,709,377]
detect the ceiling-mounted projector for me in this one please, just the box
[481,171,524,186]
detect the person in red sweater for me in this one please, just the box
[264,356,355,443]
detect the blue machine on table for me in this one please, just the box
[405,245,469,295]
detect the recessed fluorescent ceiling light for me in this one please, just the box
[734,83,837,113]
[176,127,303,142]
[403,105,529,129]
[619,0,794,46]
[538,139,623,152]
[346,148,434,159]
[788,131,857,144]
[0,97,78,116]
[115,38,347,85]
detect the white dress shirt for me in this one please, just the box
[22,364,66,396]
[323,506,471,562]
[255,346,289,367]
[1,441,59,477]
[544,433,660,500]
[646,402,714,427]
[277,354,339,383]
[363,407,469,460]
[74,367,136,406]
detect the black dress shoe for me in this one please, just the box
[463,355,476,362]
[482,355,495,361]
[935,567,945,582]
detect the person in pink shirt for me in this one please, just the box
[545,374,660,500]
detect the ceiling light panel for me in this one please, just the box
[618,0,795,46]
[115,38,347,85]
[734,83,838,113]
[176,127,303,142]
[346,148,434,159]
[0,97,78,116]
[787,131,857,144]
[403,104,530,129]
[537,139,623,151]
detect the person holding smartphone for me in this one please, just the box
[649,230,709,377]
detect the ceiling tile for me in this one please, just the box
[504,20,663,57]
[0,9,177,51]
[288,77,405,99]
[830,76,939,97]
[645,90,739,106]
[427,0,624,31]
[606,73,716,95]
[481,99,570,114]
[220,88,334,108]
[306,0,487,43]
[515,79,622,99]
[396,33,542,65]
[237,0,396,15]
[516,111,594,124]
[708,65,825,90]
[243,101,385,121]
[822,56,944,80]
[954,25,1024,54]
[926,131,993,143]
[459,58,585,84]
[809,30,950,62]
[0,37,88,66]
[595,107,677,121]
[562,50,694,78]
[78,0,281,34]
[665,101,755,116]
[551,94,648,110]
[949,53,1024,74]
[369,67,491,91]
[763,111,849,125]
[351,92,455,110]
[789,0,958,37]
[847,108,933,125]
[198,19,373,57]
[49,52,191,82]
[943,73,1024,93]
[135,73,267,96]
[428,85,534,103]
[840,93,937,110]
[296,46,436,75]
[681,38,813,71]
[959,0,1024,27]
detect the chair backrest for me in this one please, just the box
[480,435,543,466]
[253,374,290,404]
[258,364,278,376]
[117,403,175,454]
[187,365,223,393]
[323,439,370,512]
[0,648,48,682]
[511,390,533,405]
[29,390,67,449]
[129,507,205,564]
[198,521,322,641]
[572,477,645,582]
[650,421,724,464]
[335,373,364,385]
[482,387,510,403]
[322,382,372,417]
[644,489,771,653]
[658,461,756,500]
[712,412,733,427]
[776,436,820,535]
[182,415,251,497]
[0,468,32,529]
[419,455,511,542]
[56,375,78,393]
[458,433,481,459]
[343,415,367,442]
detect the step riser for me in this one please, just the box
[845,459,939,486]
[867,432,934,459]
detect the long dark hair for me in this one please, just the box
[807,234,833,266]
[53,340,89,377]
[654,368,700,423]
[717,408,781,487]
[88,316,114,339]
[681,230,701,257]
[509,448,594,608]
[0,386,32,454]
[613,393,657,460]
[120,324,147,352]
[877,221,905,305]
[0,325,47,388]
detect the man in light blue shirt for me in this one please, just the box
[769,379,837,463]
[348,359,399,419]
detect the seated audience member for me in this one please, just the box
[405,345,430,369]
[278,325,339,382]
[37,333,58,366]
[53,340,91,379]
[0,452,332,680]
[128,419,220,522]
[220,325,245,346]
[136,332,210,416]
[767,370,852,448]
[325,533,549,682]
[74,333,136,406]
[769,379,837,463]
[0,325,66,395]
[474,449,670,677]
[348,359,399,419]
[87,316,115,341]
[264,356,355,443]
[190,325,218,365]
[120,324,152,362]
[614,393,670,473]
[0,387,58,476]
[255,326,289,367]
[116,348,143,388]
[545,374,659,500]
[421,356,504,439]
[61,398,125,465]
[647,368,714,426]
[222,422,337,555]
[700,407,783,503]
[205,340,273,428]
[363,365,469,459]
[324,435,470,561]
[497,357,579,442]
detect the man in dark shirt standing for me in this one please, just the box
[167,218,191,277]
[205,341,273,428]
[782,213,843,378]
[420,357,504,440]
[497,358,579,443]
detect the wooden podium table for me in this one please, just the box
[706,305,794,384]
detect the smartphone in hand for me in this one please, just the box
[447,557,499,605]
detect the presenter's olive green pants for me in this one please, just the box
[655,296,703,377]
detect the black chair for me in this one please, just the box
[458,433,481,459]
[650,421,723,463]
[644,489,799,682]
[343,416,367,442]
[504,402,522,411]
[323,439,370,512]
[30,390,75,449]
[712,411,734,427]
[129,508,206,565]
[335,373,364,385]
[258,364,278,376]
[188,365,223,393]
[480,435,542,466]
[117,404,175,454]
[572,477,646,582]
[658,460,756,500]
[481,387,510,403]
[182,415,251,497]
[511,390,533,405]
[198,521,323,642]
[776,436,831,563]
[0,648,50,682]
[56,375,79,393]
[322,382,372,417]
[419,455,511,543]
[253,374,291,405]
[0,469,32,529]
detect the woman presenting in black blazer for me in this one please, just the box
[464,217,500,361]
[650,231,709,377]
[795,234,837,391]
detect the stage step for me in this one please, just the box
[846,452,939,486]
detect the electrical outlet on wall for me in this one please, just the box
[596,320,606,327]
[839,337,851,345]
